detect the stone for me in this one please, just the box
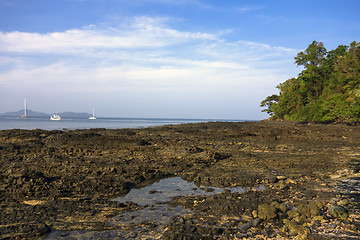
[257,203,277,221]
[329,204,349,220]
[287,210,300,219]
[287,178,297,184]
[276,203,288,213]
[309,204,321,217]
[276,175,287,181]
[297,202,320,218]
[273,181,289,190]
[277,212,288,221]
[252,210,258,218]
[283,219,310,236]
[238,222,251,232]
[270,201,287,213]
[311,215,324,223]
[250,218,260,227]
[337,199,349,206]
[266,175,278,183]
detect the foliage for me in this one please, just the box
[261,41,360,123]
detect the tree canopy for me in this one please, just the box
[261,41,360,123]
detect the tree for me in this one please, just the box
[294,41,327,68]
[335,41,360,93]
[261,41,360,123]
[260,94,279,116]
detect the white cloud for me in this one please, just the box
[0,16,298,119]
[236,5,265,13]
[0,17,218,55]
[0,1,15,7]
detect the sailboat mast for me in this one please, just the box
[24,98,27,116]
[89,107,96,119]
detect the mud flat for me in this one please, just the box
[0,121,359,239]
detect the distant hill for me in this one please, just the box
[0,110,92,118]
[0,109,48,117]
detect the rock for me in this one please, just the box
[279,203,288,213]
[277,212,288,221]
[187,147,204,153]
[287,178,297,184]
[252,210,258,218]
[3,121,360,239]
[271,202,287,212]
[272,181,288,190]
[276,144,288,151]
[297,233,310,240]
[276,175,287,181]
[265,175,278,183]
[329,204,348,220]
[138,139,151,146]
[324,223,337,229]
[257,203,277,221]
[283,219,310,236]
[297,202,321,218]
[337,199,349,206]
[311,215,324,223]
[250,218,261,227]
[238,222,251,232]
[287,210,300,219]
[213,152,231,161]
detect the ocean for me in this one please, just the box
[0,116,243,131]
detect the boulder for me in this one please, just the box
[297,202,321,218]
[337,199,349,206]
[329,204,348,220]
[271,201,288,213]
[282,219,310,237]
[257,203,277,220]
[287,210,300,219]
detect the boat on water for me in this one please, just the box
[19,99,28,119]
[50,114,62,121]
[89,108,96,120]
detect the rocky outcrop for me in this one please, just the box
[1,121,359,239]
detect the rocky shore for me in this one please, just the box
[0,121,359,239]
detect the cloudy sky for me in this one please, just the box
[1,0,359,119]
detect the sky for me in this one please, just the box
[0,0,359,120]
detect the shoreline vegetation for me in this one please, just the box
[1,121,359,239]
[261,41,360,124]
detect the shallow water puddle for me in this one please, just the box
[45,177,247,239]
[113,176,246,206]
[106,177,247,237]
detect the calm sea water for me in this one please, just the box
[0,117,243,130]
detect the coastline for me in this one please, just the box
[0,116,245,131]
[1,121,359,239]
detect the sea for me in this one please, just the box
[0,116,244,131]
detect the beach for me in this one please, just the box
[1,121,359,239]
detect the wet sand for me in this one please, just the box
[0,121,359,239]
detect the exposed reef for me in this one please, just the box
[1,121,359,239]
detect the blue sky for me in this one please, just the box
[1,0,359,119]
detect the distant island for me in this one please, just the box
[261,41,360,123]
[0,109,92,118]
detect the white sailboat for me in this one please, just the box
[50,114,62,121]
[89,108,96,120]
[19,99,28,118]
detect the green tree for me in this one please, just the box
[294,41,327,68]
[335,41,360,93]
[261,41,360,123]
[260,94,279,116]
